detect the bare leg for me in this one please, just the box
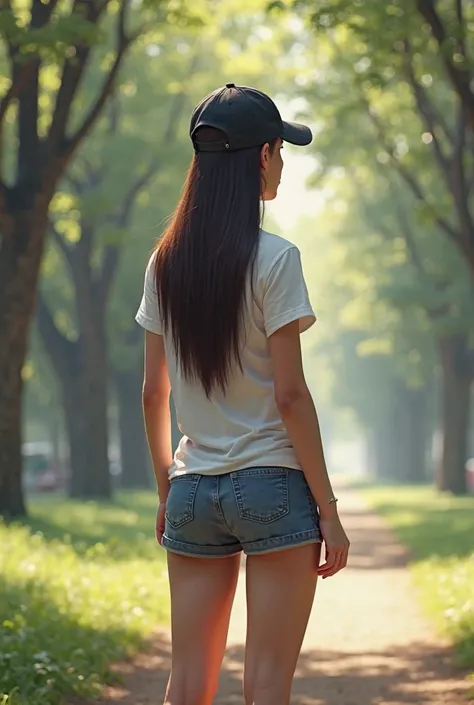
[164,552,241,705]
[244,544,321,705]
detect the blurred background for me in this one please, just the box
[0,2,473,704]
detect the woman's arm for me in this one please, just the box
[268,320,349,577]
[268,320,335,514]
[142,330,172,501]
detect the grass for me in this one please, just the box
[0,491,169,705]
[360,483,474,675]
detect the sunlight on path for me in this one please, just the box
[218,485,471,704]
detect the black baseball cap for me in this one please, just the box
[190,83,312,152]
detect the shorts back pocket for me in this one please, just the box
[165,474,201,529]
[231,467,289,523]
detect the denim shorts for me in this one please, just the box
[162,467,322,557]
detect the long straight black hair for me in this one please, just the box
[154,128,276,397]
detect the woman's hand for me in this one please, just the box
[155,500,167,545]
[317,514,350,579]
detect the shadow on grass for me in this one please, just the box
[349,482,474,560]
[16,490,160,559]
[0,576,141,705]
[70,634,473,705]
[367,503,474,560]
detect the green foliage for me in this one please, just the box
[293,170,441,433]
[362,484,474,672]
[22,327,63,443]
[0,491,168,705]
[291,0,474,279]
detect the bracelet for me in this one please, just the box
[328,497,338,505]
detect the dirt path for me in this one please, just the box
[76,484,472,704]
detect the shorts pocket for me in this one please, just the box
[165,474,201,529]
[231,467,289,523]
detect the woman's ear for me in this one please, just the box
[260,142,270,170]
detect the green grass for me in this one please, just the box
[0,491,169,705]
[361,484,474,674]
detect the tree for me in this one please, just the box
[109,185,185,490]
[0,0,194,516]
[415,0,474,133]
[277,11,474,492]
[297,176,438,484]
[275,0,474,276]
[23,325,64,462]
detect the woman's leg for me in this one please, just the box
[243,543,321,705]
[164,551,241,705]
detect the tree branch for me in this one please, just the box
[0,61,34,125]
[451,103,474,248]
[161,57,199,145]
[96,245,120,303]
[454,0,467,59]
[388,180,427,277]
[49,220,74,265]
[64,0,134,159]
[467,347,474,380]
[17,57,40,193]
[416,0,474,132]
[0,65,34,199]
[94,162,155,302]
[403,40,474,249]
[47,1,106,155]
[0,3,41,197]
[30,0,59,28]
[96,62,197,298]
[63,158,104,196]
[36,290,76,378]
[366,106,461,244]
[403,40,453,167]
[77,220,95,265]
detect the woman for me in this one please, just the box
[136,83,350,705]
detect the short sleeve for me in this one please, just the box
[262,247,316,338]
[135,254,163,335]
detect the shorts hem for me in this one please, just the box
[243,529,322,555]
[162,535,242,558]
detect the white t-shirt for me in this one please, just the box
[135,230,315,479]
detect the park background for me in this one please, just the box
[0,1,473,703]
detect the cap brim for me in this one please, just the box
[282,120,312,146]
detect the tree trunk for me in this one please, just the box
[0,209,49,518]
[368,383,429,483]
[438,335,472,495]
[115,365,151,489]
[62,332,111,498]
[370,410,398,480]
[49,413,61,467]
[114,364,182,489]
[395,385,429,484]
[37,291,112,499]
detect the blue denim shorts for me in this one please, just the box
[162,467,322,558]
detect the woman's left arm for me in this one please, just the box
[142,330,172,501]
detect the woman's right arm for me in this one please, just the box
[268,320,350,578]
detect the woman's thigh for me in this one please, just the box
[244,544,321,705]
[166,551,241,705]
